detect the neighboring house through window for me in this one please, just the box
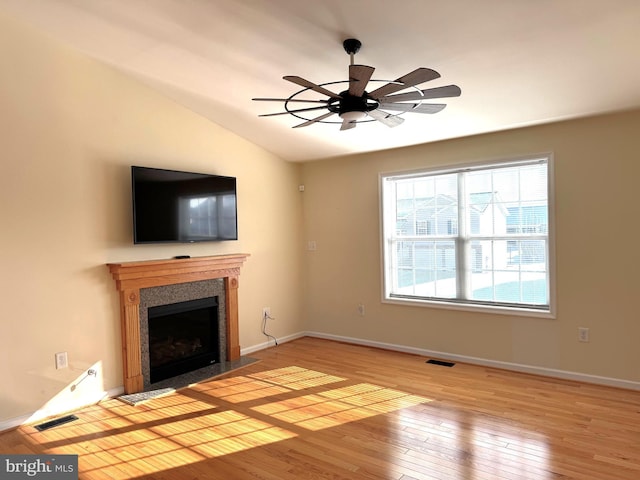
[380,155,554,316]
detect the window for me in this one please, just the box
[380,155,553,316]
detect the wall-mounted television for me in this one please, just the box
[131,166,237,244]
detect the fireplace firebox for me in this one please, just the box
[148,296,220,384]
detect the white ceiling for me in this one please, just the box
[2,0,640,162]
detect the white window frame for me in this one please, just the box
[379,154,556,318]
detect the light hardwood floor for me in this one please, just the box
[1,337,639,479]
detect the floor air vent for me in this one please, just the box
[34,414,79,431]
[426,359,455,367]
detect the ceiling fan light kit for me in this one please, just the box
[253,38,461,131]
[339,111,367,122]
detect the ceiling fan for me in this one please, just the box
[252,38,461,131]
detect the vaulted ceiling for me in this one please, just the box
[2,0,639,161]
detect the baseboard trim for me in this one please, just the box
[0,386,125,434]
[305,331,640,391]
[0,414,32,434]
[241,332,306,355]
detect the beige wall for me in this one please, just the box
[301,109,640,384]
[0,13,303,424]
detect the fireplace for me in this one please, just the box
[148,296,220,384]
[107,254,250,394]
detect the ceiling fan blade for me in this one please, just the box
[293,112,336,128]
[378,85,462,103]
[367,109,405,128]
[259,106,329,117]
[368,68,441,99]
[340,119,357,131]
[253,97,329,104]
[378,103,447,114]
[284,76,342,99]
[349,64,375,97]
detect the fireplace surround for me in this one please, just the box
[142,282,223,387]
[108,254,249,394]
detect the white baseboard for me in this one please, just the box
[106,385,125,398]
[304,331,640,391]
[0,414,32,434]
[0,386,125,433]
[241,331,306,355]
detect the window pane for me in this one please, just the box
[466,163,548,237]
[394,174,457,237]
[508,204,548,234]
[470,240,548,305]
[434,242,457,298]
[393,240,456,298]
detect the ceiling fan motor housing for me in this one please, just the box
[329,91,379,117]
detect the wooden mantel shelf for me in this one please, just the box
[108,254,250,394]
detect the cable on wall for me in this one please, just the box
[262,311,278,346]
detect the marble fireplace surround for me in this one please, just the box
[108,254,249,394]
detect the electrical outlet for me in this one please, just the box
[262,307,271,320]
[578,327,590,342]
[357,303,365,316]
[55,352,68,369]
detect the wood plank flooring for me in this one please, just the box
[1,337,639,479]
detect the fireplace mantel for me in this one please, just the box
[108,254,250,394]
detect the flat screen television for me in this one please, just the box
[131,166,237,244]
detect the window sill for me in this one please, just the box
[382,296,555,319]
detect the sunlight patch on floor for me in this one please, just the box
[247,366,347,390]
[27,366,434,478]
[192,366,347,403]
[74,409,297,478]
[252,381,432,431]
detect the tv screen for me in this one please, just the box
[131,166,237,244]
